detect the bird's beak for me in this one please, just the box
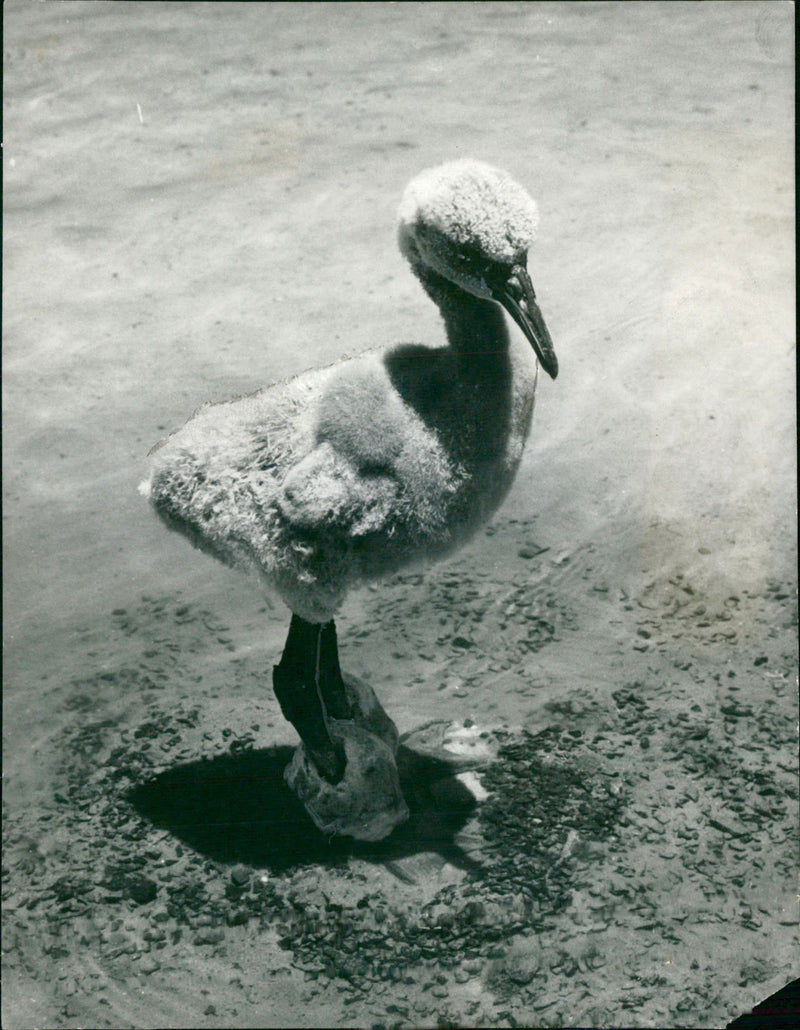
[493,265,558,380]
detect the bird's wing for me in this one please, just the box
[276,441,400,538]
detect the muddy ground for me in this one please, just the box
[3,3,796,1028]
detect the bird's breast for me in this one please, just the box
[308,349,530,543]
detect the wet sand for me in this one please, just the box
[2,3,796,1028]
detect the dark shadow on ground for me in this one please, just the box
[129,744,480,874]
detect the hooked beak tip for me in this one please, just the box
[542,355,558,380]
[494,267,559,382]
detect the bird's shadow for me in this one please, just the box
[129,744,482,875]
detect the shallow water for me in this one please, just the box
[3,3,796,1028]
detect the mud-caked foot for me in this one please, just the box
[285,721,409,842]
[339,675,400,755]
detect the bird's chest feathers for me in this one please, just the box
[314,354,514,481]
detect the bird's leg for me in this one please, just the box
[316,620,354,720]
[273,615,346,783]
[320,620,400,755]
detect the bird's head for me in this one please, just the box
[398,159,558,379]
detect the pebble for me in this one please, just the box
[503,938,541,985]
[720,701,753,718]
[231,865,251,886]
[127,876,158,905]
[707,815,748,839]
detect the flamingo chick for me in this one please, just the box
[143,159,558,841]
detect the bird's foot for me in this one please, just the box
[300,737,346,785]
[272,616,399,803]
[286,721,409,842]
[337,675,400,755]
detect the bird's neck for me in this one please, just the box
[415,265,510,362]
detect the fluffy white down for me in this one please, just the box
[397,159,539,267]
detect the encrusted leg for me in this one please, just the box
[315,620,352,720]
[319,620,400,754]
[275,615,408,841]
[272,615,345,783]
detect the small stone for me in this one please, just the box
[139,955,160,975]
[231,865,251,887]
[460,901,486,925]
[503,937,541,985]
[226,908,249,927]
[720,701,753,718]
[127,876,158,905]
